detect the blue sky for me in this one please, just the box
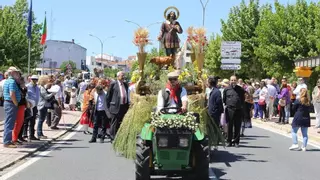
[1,0,316,59]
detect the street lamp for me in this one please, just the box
[89,34,116,63]
[125,19,162,28]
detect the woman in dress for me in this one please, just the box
[241,91,253,137]
[80,82,95,134]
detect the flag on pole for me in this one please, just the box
[27,0,32,39]
[40,13,47,45]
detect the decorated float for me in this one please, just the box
[113,6,224,159]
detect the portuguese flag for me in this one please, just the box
[40,15,47,45]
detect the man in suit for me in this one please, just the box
[207,76,223,126]
[106,71,129,141]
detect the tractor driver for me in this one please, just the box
[157,71,188,113]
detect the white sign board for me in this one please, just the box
[221,64,241,70]
[221,41,242,58]
[221,59,241,64]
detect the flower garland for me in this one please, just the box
[151,111,199,131]
[186,26,208,54]
[133,28,152,53]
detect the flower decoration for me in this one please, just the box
[130,70,140,83]
[151,111,199,131]
[133,28,152,53]
[186,26,208,54]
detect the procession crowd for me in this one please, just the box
[0,65,319,153]
[208,75,317,151]
[0,66,130,148]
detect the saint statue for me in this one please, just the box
[158,7,183,57]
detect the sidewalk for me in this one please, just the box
[252,113,320,143]
[0,110,81,171]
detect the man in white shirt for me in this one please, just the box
[48,79,63,129]
[157,71,188,113]
[267,79,277,120]
[293,78,308,100]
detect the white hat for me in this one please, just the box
[30,75,39,80]
[167,71,179,78]
[7,66,20,72]
[72,87,76,89]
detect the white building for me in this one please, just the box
[95,54,122,61]
[37,39,87,74]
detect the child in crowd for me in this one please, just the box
[69,87,77,111]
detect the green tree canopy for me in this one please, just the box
[0,0,43,73]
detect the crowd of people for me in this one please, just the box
[205,75,315,151]
[0,65,317,152]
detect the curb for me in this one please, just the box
[252,119,320,142]
[0,119,80,172]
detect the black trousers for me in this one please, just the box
[109,104,129,139]
[92,110,108,139]
[226,108,243,144]
[22,106,38,138]
[279,106,286,123]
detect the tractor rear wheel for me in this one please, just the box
[194,137,209,180]
[135,135,151,180]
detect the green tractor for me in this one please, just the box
[135,107,209,180]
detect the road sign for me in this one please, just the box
[221,59,241,64]
[221,41,242,58]
[220,64,241,70]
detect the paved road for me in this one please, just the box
[3,126,319,180]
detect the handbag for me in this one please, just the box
[258,99,266,105]
[279,98,286,107]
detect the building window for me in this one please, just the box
[92,62,94,65]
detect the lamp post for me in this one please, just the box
[89,34,116,62]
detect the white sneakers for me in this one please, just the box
[289,144,306,151]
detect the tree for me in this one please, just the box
[220,0,264,79]
[255,0,319,78]
[0,0,43,73]
[60,61,76,73]
[104,67,120,78]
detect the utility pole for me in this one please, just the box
[200,0,210,26]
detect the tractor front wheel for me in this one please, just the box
[194,137,209,180]
[135,135,151,180]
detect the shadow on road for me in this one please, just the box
[238,144,271,149]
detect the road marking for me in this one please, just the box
[0,125,82,180]
[253,122,320,149]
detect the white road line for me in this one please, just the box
[0,125,82,180]
[253,122,320,149]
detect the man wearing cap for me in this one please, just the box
[3,67,21,148]
[22,75,40,141]
[157,71,188,113]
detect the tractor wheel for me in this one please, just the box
[194,137,209,180]
[135,135,151,180]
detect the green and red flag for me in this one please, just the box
[40,14,47,45]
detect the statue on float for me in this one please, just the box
[152,7,183,69]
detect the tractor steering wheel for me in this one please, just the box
[159,107,182,114]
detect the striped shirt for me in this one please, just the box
[3,77,21,102]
